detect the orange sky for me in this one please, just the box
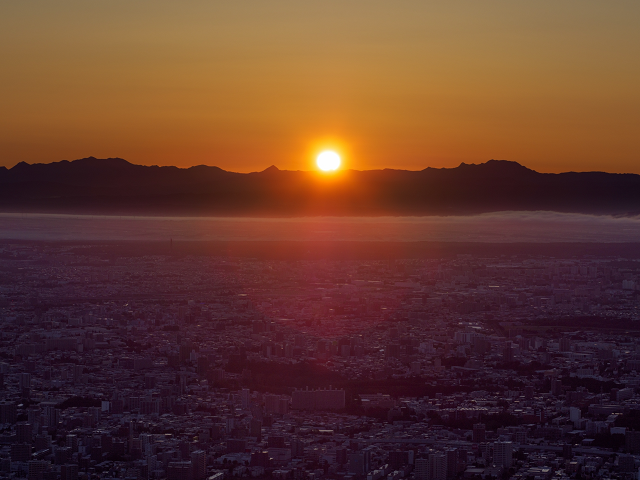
[1,1,639,173]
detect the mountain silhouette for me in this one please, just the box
[1,157,640,216]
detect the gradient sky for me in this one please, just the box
[1,1,639,173]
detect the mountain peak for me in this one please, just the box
[71,157,132,167]
[0,157,638,216]
[455,159,537,176]
[458,159,528,169]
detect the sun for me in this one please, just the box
[316,150,341,171]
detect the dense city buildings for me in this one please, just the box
[1,242,640,480]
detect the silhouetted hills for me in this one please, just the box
[1,157,640,216]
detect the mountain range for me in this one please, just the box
[1,157,640,216]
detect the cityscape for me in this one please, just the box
[1,242,640,480]
[3,2,640,480]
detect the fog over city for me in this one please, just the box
[2,212,640,243]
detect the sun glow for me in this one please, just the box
[316,150,341,171]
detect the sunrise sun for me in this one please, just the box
[316,150,341,171]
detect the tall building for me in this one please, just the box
[190,450,206,480]
[478,443,491,461]
[291,389,315,411]
[278,397,289,415]
[415,458,429,480]
[19,373,31,397]
[473,423,486,443]
[16,423,33,444]
[65,435,78,452]
[348,450,371,476]
[27,407,40,428]
[551,378,563,396]
[18,373,31,391]
[570,406,582,427]
[559,338,571,352]
[626,431,640,454]
[240,389,251,409]
[147,455,159,473]
[0,402,17,424]
[618,454,635,472]
[445,449,458,478]
[265,395,288,415]
[42,406,60,428]
[493,442,513,468]
[250,418,262,438]
[168,461,193,480]
[55,447,72,465]
[388,451,404,470]
[11,444,31,463]
[60,464,78,480]
[428,453,447,480]
[27,460,49,480]
[426,452,447,480]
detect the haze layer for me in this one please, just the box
[1,1,639,172]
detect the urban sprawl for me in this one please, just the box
[1,244,640,480]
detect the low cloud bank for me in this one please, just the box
[0,211,639,243]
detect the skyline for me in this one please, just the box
[1,1,639,173]
[3,3,640,478]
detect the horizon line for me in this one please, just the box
[1,156,636,176]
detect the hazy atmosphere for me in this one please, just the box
[3,212,640,243]
[2,4,640,480]
[2,1,639,172]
